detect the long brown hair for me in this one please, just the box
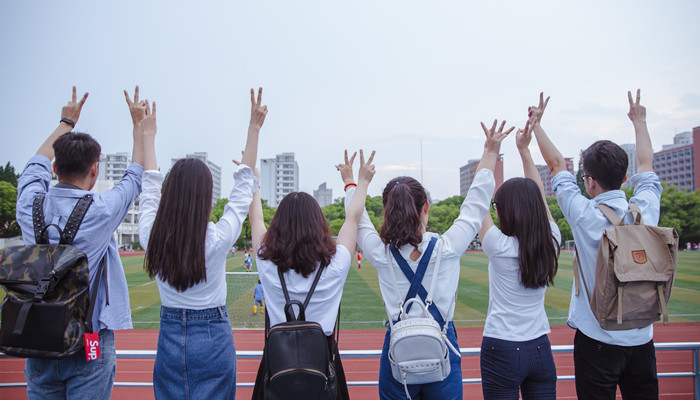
[493,177,558,289]
[145,158,213,291]
[258,192,336,278]
[380,176,427,248]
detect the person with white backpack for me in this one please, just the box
[477,120,560,399]
[342,120,511,399]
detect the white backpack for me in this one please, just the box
[385,238,461,399]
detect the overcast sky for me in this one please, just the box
[1,1,699,201]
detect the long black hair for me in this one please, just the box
[145,158,213,291]
[380,176,428,248]
[258,192,336,278]
[493,177,558,289]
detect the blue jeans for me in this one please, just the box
[379,321,463,400]
[24,328,116,400]
[154,306,236,400]
[480,334,557,400]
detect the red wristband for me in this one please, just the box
[344,183,357,191]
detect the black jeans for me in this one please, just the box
[574,329,658,400]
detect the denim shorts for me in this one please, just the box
[154,305,236,400]
[480,334,557,400]
[378,321,463,400]
[24,328,116,400]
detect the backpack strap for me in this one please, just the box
[61,195,94,245]
[574,245,592,302]
[85,257,106,333]
[386,237,444,324]
[32,194,47,244]
[277,264,325,321]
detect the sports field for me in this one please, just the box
[121,250,700,330]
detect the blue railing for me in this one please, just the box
[2,342,699,399]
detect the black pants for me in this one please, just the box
[574,330,658,400]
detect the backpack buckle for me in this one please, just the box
[34,278,51,300]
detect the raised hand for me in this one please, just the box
[515,120,533,151]
[357,150,376,185]
[124,86,148,126]
[480,119,514,154]
[141,100,157,137]
[528,92,550,126]
[335,150,357,185]
[627,89,646,124]
[250,87,268,129]
[61,86,89,125]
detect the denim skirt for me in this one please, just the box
[154,305,236,400]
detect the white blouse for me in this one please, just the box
[481,220,561,341]
[345,169,495,322]
[138,165,257,310]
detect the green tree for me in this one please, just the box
[658,184,700,244]
[0,162,19,187]
[0,181,20,237]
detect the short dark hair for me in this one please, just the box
[258,192,336,278]
[581,140,628,190]
[493,177,558,289]
[380,176,427,248]
[145,158,213,291]
[53,132,101,180]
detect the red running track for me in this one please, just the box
[1,323,699,399]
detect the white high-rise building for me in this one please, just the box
[101,152,130,181]
[260,152,299,207]
[313,182,332,207]
[171,152,222,207]
[620,143,637,189]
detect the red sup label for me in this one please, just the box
[84,332,100,361]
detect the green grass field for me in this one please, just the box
[118,251,700,330]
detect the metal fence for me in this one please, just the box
[2,342,699,399]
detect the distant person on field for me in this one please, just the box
[478,120,560,399]
[16,86,149,399]
[345,121,508,399]
[245,252,253,272]
[139,88,267,400]
[531,90,662,400]
[357,251,362,269]
[249,149,376,399]
[253,280,264,314]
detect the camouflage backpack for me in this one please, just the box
[0,194,105,359]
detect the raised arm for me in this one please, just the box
[476,119,512,239]
[336,150,376,252]
[249,167,266,254]
[124,86,149,168]
[529,93,566,175]
[516,120,553,221]
[240,87,268,170]
[37,86,89,159]
[627,89,653,173]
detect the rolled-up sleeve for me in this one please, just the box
[212,164,257,252]
[16,156,53,238]
[138,171,164,251]
[552,171,589,229]
[629,172,662,225]
[443,168,495,254]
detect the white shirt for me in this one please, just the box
[138,165,257,309]
[345,169,495,322]
[481,220,561,341]
[257,245,351,335]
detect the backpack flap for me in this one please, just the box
[605,225,676,283]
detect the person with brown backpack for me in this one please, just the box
[531,90,665,399]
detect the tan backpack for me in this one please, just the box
[574,203,679,330]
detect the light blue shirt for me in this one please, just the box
[254,284,264,302]
[552,170,662,346]
[16,155,143,331]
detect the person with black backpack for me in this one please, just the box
[344,121,509,400]
[12,85,154,399]
[250,149,376,400]
[138,88,267,400]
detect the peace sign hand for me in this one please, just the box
[250,87,268,129]
[528,92,550,127]
[335,150,357,185]
[124,86,148,127]
[627,89,646,124]
[61,86,89,125]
